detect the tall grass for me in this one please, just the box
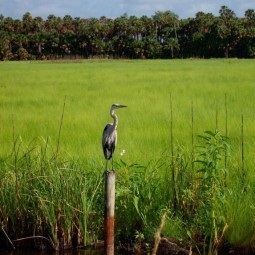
[0,136,104,249]
[0,59,255,252]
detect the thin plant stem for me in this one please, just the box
[55,96,67,159]
[1,226,15,250]
[216,103,218,130]
[170,93,176,210]
[191,101,194,172]
[241,114,245,186]
[224,93,228,184]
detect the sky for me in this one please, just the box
[0,0,254,20]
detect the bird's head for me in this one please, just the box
[111,103,127,110]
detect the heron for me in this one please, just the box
[102,103,127,170]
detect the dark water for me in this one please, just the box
[0,249,107,255]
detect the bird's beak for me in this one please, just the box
[118,105,127,108]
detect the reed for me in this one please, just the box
[0,137,103,249]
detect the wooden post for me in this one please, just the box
[104,170,115,255]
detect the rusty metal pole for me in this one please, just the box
[104,170,115,255]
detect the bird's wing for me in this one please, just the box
[102,124,117,160]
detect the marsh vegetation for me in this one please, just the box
[0,59,254,254]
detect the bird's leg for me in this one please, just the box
[105,160,108,171]
[111,156,114,171]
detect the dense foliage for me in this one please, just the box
[0,5,255,60]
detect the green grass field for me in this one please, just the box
[1,59,254,163]
[0,59,255,252]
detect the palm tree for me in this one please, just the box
[192,12,218,58]
[218,6,238,58]
[153,11,179,58]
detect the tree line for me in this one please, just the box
[0,5,255,60]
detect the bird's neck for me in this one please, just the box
[111,110,118,128]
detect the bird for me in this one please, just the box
[102,103,127,170]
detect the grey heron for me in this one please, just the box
[102,104,127,170]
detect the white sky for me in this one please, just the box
[0,0,254,19]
